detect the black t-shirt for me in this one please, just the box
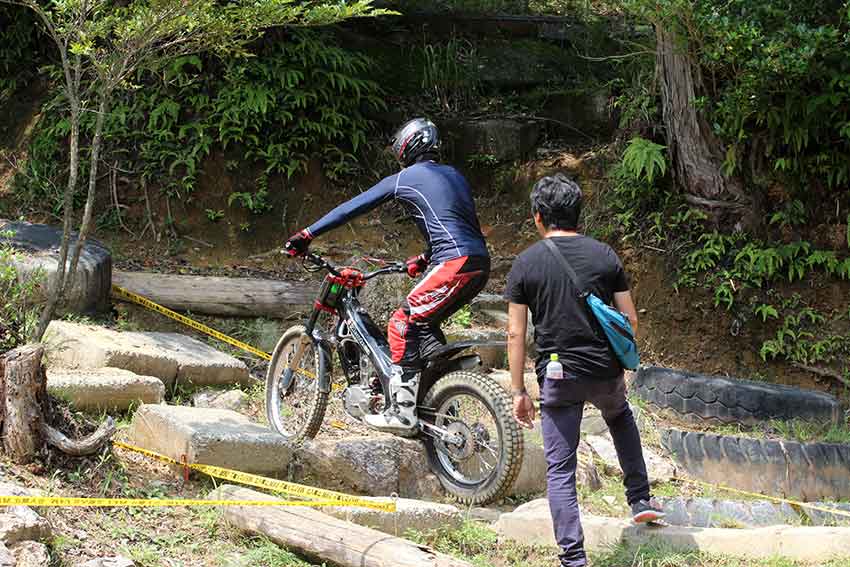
[504,235,629,381]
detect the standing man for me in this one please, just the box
[285,118,490,433]
[503,173,663,567]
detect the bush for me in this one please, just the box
[0,233,42,352]
[626,0,850,203]
[15,29,384,211]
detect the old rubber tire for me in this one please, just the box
[661,427,850,501]
[265,325,329,442]
[422,370,523,505]
[633,366,840,425]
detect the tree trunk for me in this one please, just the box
[2,345,45,463]
[64,94,109,307]
[34,54,82,342]
[655,24,757,230]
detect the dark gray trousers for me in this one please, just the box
[540,374,650,567]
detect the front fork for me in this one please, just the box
[281,309,333,395]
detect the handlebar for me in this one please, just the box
[301,251,406,280]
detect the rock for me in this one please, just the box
[444,119,540,163]
[469,296,535,356]
[585,434,676,484]
[358,271,414,328]
[47,367,165,412]
[0,483,52,544]
[45,321,250,388]
[192,389,249,412]
[320,497,462,536]
[124,405,293,475]
[581,410,609,437]
[0,544,14,567]
[496,500,850,561]
[294,436,442,500]
[11,541,50,567]
[0,219,112,314]
[75,557,136,567]
[446,328,507,370]
[490,369,540,401]
[469,507,502,523]
[512,426,601,496]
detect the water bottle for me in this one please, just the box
[545,353,564,380]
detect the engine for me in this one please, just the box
[342,385,373,420]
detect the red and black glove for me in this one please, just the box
[405,254,428,278]
[284,229,313,257]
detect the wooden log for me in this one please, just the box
[212,485,473,567]
[113,270,317,318]
[42,417,116,457]
[2,345,45,463]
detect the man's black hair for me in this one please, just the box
[530,173,582,230]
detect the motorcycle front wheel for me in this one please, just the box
[265,325,328,442]
[421,370,523,505]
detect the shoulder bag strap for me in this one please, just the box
[542,238,586,298]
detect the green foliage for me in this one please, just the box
[448,305,473,328]
[678,233,850,309]
[621,136,666,184]
[0,6,38,103]
[205,209,224,222]
[20,30,384,211]
[0,232,42,351]
[626,0,850,199]
[421,35,482,114]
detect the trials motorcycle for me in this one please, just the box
[265,251,522,504]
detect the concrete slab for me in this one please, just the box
[294,436,443,500]
[320,496,462,536]
[124,404,293,475]
[496,498,850,562]
[45,321,250,388]
[48,367,165,412]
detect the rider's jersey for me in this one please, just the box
[307,161,489,263]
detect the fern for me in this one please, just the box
[622,137,667,184]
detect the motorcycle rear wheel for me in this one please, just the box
[265,325,328,442]
[421,370,523,505]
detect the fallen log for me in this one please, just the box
[211,485,473,567]
[113,270,317,318]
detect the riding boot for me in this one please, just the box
[364,367,419,433]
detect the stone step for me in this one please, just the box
[45,320,250,388]
[490,369,540,400]
[48,367,165,412]
[293,436,443,500]
[496,498,850,562]
[445,328,507,370]
[124,405,293,475]
[318,496,462,536]
[585,433,677,485]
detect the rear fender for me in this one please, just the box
[418,352,482,403]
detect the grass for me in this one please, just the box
[710,418,850,445]
[591,540,850,567]
[408,521,850,567]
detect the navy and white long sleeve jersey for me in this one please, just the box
[307,161,489,263]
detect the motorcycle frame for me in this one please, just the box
[286,267,482,407]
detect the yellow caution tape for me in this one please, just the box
[675,477,850,520]
[113,441,395,512]
[0,495,381,508]
[112,285,272,360]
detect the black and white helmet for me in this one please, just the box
[390,118,440,167]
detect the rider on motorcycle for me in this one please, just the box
[285,118,490,433]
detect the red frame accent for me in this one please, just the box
[314,300,337,315]
[329,267,365,289]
